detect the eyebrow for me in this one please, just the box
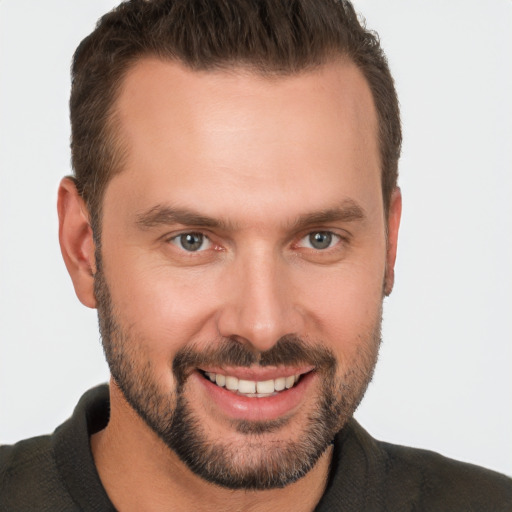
[135,199,366,232]
[136,205,228,230]
[290,200,366,231]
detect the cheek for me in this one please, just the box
[104,255,223,352]
[299,261,384,352]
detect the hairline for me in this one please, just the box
[88,52,388,241]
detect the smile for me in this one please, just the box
[203,371,301,398]
[195,367,316,421]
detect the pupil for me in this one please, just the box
[310,232,332,250]
[181,233,203,251]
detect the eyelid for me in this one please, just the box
[162,228,210,242]
[294,230,347,250]
[166,231,213,252]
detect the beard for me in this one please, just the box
[94,262,382,490]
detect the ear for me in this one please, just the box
[57,177,97,308]
[384,187,402,296]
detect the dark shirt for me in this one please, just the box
[1,385,511,511]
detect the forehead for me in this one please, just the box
[106,57,381,224]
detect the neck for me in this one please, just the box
[91,381,332,512]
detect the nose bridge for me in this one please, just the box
[217,244,299,352]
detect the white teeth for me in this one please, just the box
[256,379,275,394]
[238,379,256,394]
[285,375,295,389]
[274,377,286,391]
[225,375,239,391]
[205,371,302,395]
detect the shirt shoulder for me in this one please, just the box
[0,435,80,511]
[377,440,512,511]
[317,419,512,512]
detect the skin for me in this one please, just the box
[58,57,401,511]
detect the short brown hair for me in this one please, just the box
[70,0,401,233]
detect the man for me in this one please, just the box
[0,0,510,510]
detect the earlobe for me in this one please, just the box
[384,187,402,296]
[57,177,97,308]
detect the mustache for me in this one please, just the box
[172,334,337,387]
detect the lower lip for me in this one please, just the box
[194,371,316,422]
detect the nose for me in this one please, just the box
[216,247,303,353]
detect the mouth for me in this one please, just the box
[201,370,303,398]
[194,366,316,422]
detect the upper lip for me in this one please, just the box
[198,365,314,381]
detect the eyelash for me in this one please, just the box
[166,230,345,254]
[168,232,213,252]
[295,231,342,251]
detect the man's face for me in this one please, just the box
[95,58,396,489]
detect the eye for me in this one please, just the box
[298,231,340,250]
[170,232,211,252]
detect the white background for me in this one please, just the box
[1,0,511,476]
